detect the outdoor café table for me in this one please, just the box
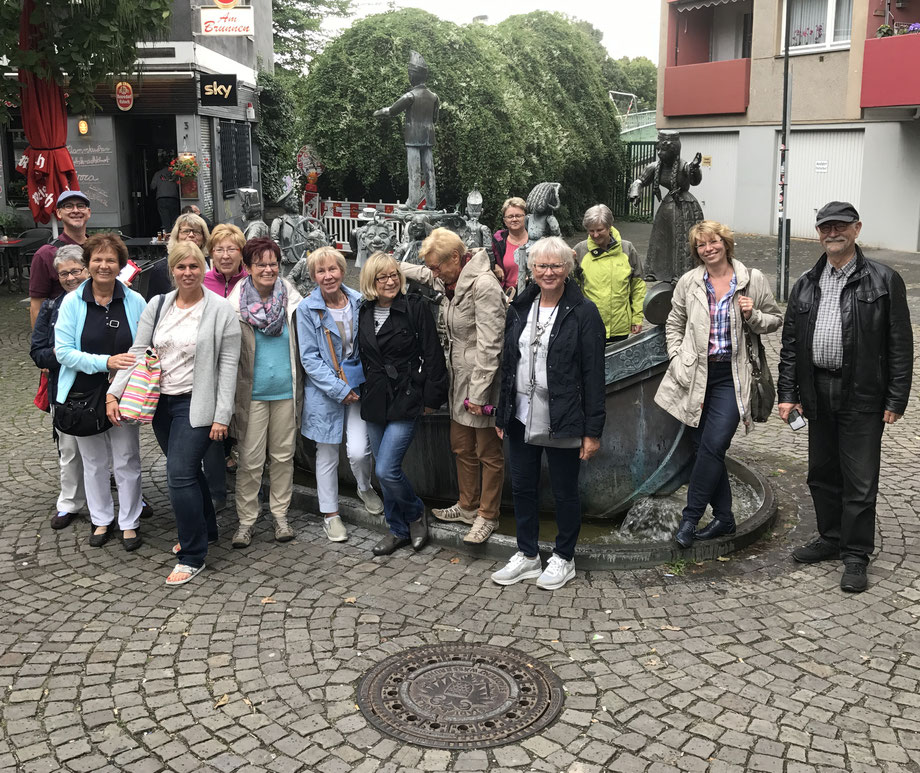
[0,235,49,292]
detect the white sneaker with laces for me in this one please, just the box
[357,488,384,514]
[491,552,543,586]
[536,554,575,590]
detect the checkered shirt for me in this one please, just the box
[812,256,858,369]
[704,272,737,360]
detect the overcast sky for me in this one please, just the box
[331,1,662,64]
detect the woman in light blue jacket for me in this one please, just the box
[297,247,382,542]
[55,234,147,551]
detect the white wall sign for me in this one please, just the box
[815,160,828,174]
[200,8,254,36]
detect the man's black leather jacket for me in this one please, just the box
[778,246,913,417]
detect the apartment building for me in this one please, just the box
[657,0,920,250]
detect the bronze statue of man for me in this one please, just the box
[374,51,439,211]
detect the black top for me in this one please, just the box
[72,280,133,393]
[357,293,449,423]
[495,279,607,440]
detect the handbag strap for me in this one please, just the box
[742,319,763,376]
[316,309,347,384]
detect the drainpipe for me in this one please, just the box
[776,0,793,302]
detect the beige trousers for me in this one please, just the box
[236,398,296,527]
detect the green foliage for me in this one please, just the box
[254,68,305,202]
[605,56,658,111]
[272,0,353,69]
[300,9,625,232]
[0,0,173,125]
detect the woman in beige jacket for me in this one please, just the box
[655,220,782,548]
[400,228,507,544]
[227,238,303,548]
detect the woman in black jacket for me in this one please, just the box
[492,236,606,591]
[357,252,449,556]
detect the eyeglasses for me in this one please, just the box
[504,213,524,220]
[59,202,88,211]
[817,222,853,235]
[533,263,566,273]
[252,262,279,271]
[212,247,240,256]
[57,268,86,279]
[375,273,399,284]
[178,228,202,237]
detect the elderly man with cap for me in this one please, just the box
[29,190,91,328]
[778,201,913,593]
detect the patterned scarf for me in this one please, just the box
[239,276,287,336]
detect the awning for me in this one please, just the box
[671,0,740,12]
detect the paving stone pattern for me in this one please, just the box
[2,231,920,772]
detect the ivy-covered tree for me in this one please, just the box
[272,0,353,69]
[254,68,306,201]
[300,9,624,232]
[0,0,173,125]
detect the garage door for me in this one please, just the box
[677,132,739,227]
[775,129,863,239]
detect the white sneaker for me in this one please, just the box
[323,515,347,542]
[536,554,576,590]
[491,552,543,586]
[357,488,384,515]
[432,502,478,525]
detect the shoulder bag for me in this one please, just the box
[117,296,167,424]
[317,308,365,388]
[743,319,775,422]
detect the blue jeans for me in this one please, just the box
[682,361,740,525]
[506,418,582,561]
[152,393,217,568]
[202,439,227,503]
[366,420,423,539]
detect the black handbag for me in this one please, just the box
[52,382,111,437]
[743,320,775,423]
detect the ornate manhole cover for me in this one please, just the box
[356,643,564,749]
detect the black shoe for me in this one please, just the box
[792,537,839,564]
[372,533,411,556]
[122,531,143,552]
[840,561,868,593]
[140,502,154,519]
[694,518,737,541]
[88,524,114,547]
[409,512,428,551]
[675,519,696,548]
[51,511,76,530]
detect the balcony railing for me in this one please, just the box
[861,35,920,109]
[663,58,751,117]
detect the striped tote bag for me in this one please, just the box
[117,348,161,425]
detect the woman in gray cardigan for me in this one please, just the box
[108,241,240,586]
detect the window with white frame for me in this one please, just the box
[784,0,853,51]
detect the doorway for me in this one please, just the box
[124,117,177,236]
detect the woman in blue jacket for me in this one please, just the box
[54,234,147,551]
[298,247,383,543]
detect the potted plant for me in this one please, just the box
[0,211,23,238]
[169,154,200,199]
[876,23,894,37]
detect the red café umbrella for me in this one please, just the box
[14,0,80,224]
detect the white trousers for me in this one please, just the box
[57,431,86,514]
[315,401,373,514]
[236,398,296,527]
[75,424,142,530]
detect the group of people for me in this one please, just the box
[29,189,911,594]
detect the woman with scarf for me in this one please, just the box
[226,238,303,547]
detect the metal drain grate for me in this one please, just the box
[356,643,564,749]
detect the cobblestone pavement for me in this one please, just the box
[1,230,919,773]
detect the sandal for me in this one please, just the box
[165,563,205,586]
